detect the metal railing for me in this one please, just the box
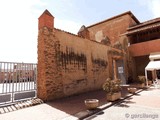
[0,61,37,106]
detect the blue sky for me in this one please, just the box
[0,0,160,63]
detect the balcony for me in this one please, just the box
[128,39,160,57]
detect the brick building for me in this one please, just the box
[125,17,160,81]
[37,10,160,101]
[0,63,35,83]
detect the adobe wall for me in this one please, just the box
[37,10,129,101]
[56,29,110,92]
[37,26,111,101]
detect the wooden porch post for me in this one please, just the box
[113,59,117,79]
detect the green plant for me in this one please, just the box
[137,76,146,84]
[102,78,121,95]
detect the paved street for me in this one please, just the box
[85,103,160,120]
[85,87,160,120]
[0,86,160,120]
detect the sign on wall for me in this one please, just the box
[118,67,124,73]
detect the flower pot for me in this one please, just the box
[137,83,145,88]
[106,92,121,101]
[127,87,137,93]
[84,99,99,110]
[148,81,152,85]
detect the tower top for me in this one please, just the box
[38,9,54,30]
[39,9,54,19]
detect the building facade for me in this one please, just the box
[0,63,36,83]
[126,18,160,81]
[37,10,160,101]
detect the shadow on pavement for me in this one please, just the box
[114,98,136,108]
[46,86,138,117]
[46,90,107,115]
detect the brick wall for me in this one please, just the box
[128,39,160,57]
[38,26,111,101]
[134,55,150,76]
[37,10,116,101]
[87,14,137,45]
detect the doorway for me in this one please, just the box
[116,60,126,84]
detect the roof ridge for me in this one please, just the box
[87,11,139,28]
[39,9,54,19]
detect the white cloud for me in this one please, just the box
[149,0,160,18]
[139,0,160,18]
[0,0,82,63]
[54,18,82,34]
[0,0,47,63]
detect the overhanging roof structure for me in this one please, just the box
[124,17,160,35]
[145,61,160,70]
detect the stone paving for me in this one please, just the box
[0,86,159,120]
[84,87,160,120]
